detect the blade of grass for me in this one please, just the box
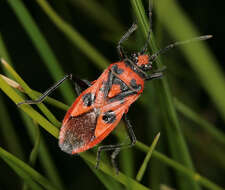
[154,0,225,122]
[7,0,74,103]
[130,1,201,189]
[174,98,225,146]
[0,35,65,189]
[82,152,150,190]
[135,141,224,190]
[3,158,43,190]
[1,59,61,127]
[116,126,135,179]
[0,76,59,138]
[0,146,61,190]
[28,122,41,166]
[22,121,41,190]
[183,126,225,169]
[86,162,123,190]
[0,34,26,160]
[0,96,26,160]
[69,0,124,33]
[36,0,109,69]
[136,132,160,182]
[21,113,65,190]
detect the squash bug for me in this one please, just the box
[18,1,212,173]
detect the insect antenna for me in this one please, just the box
[149,35,213,62]
[140,0,153,54]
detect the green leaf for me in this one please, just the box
[136,133,160,181]
[0,147,61,190]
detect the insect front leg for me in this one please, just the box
[96,114,136,174]
[117,23,138,59]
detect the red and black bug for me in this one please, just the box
[18,1,211,173]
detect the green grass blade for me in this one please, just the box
[0,77,59,138]
[3,158,43,190]
[136,133,160,182]
[0,34,65,189]
[81,152,151,190]
[0,96,25,160]
[69,0,124,33]
[7,0,74,103]
[0,147,61,190]
[28,122,41,166]
[86,162,123,190]
[174,98,225,145]
[1,59,61,127]
[184,126,225,169]
[130,1,201,189]
[22,121,40,190]
[136,141,224,190]
[0,34,26,160]
[154,0,225,122]
[36,0,109,69]
[21,113,65,190]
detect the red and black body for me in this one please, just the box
[59,56,149,154]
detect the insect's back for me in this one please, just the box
[59,61,145,154]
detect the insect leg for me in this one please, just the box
[17,74,91,106]
[111,114,136,173]
[145,72,163,81]
[96,114,136,174]
[117,23,138,59]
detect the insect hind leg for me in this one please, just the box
[17,74,92,106]
[95,114,136,174]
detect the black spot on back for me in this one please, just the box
[111,64,124,75]
[113,77,129,92]
[130,79,141,91]
[82,93,95,106]
[102,110,116,124]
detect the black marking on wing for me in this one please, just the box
[102,110,116,124]
[130,79,142,91]
[108,90,137,103]
[82,93,95,107]
[113,77,129,92]
[111,64,124,75]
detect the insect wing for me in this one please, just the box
[94,93,140,141]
